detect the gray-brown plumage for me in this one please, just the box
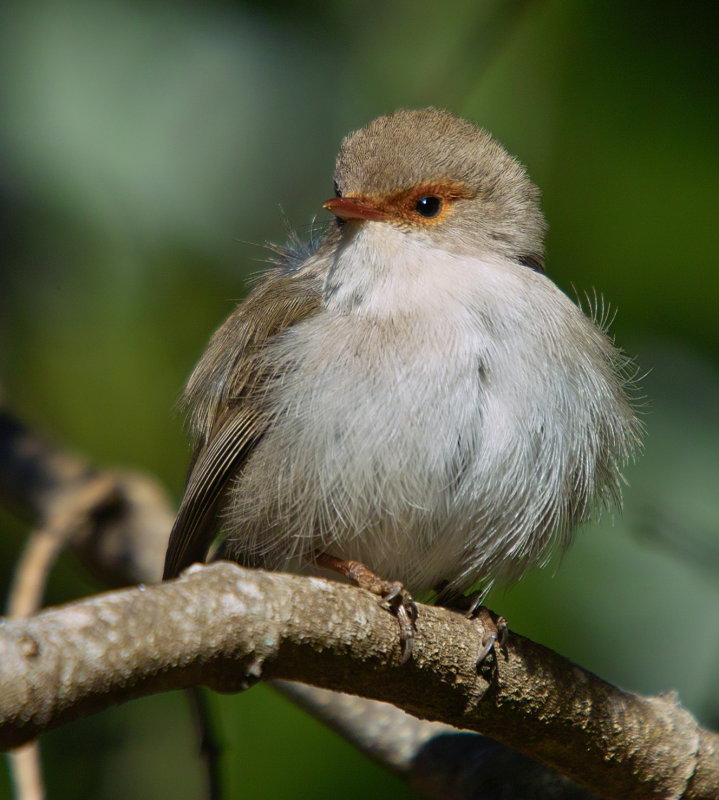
[163,264,325,579]
[163,108,641,609]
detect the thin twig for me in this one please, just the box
[8,745,44,800]
[5,473,120,800]
[187,687,224,800]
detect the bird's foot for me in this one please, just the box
[476,614,508,662]
[315,552,418,664]
[471,607,508,671]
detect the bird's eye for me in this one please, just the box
[334,181,342,198]
[415,196,442,218]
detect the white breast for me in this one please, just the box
[226,224,637,595]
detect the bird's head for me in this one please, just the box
[324,108,546,272]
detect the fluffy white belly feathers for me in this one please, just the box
[223,226,637,595]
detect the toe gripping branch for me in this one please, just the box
[473,608,508,669]
[315,553,418,664]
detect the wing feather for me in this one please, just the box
[162,407,265,579]
[163,262,325,579]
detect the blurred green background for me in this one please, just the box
[1,0,718,797]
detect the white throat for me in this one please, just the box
[322,222,543,341]
[325,224,479,316]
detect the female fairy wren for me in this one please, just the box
[163,108,641,660]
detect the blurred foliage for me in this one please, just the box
[1,0,718,797]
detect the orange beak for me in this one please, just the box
[323,196,388,222]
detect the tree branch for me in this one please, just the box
[2,403,596,799]
[1,561,716,800]
[0,407,172,588]
[274,682,599,799]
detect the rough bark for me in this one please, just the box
[1,561,716,800]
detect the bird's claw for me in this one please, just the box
[380,582,418,664]
[314,553,418,665]
[475,611,508,670]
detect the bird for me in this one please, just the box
[163,108,641,661]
